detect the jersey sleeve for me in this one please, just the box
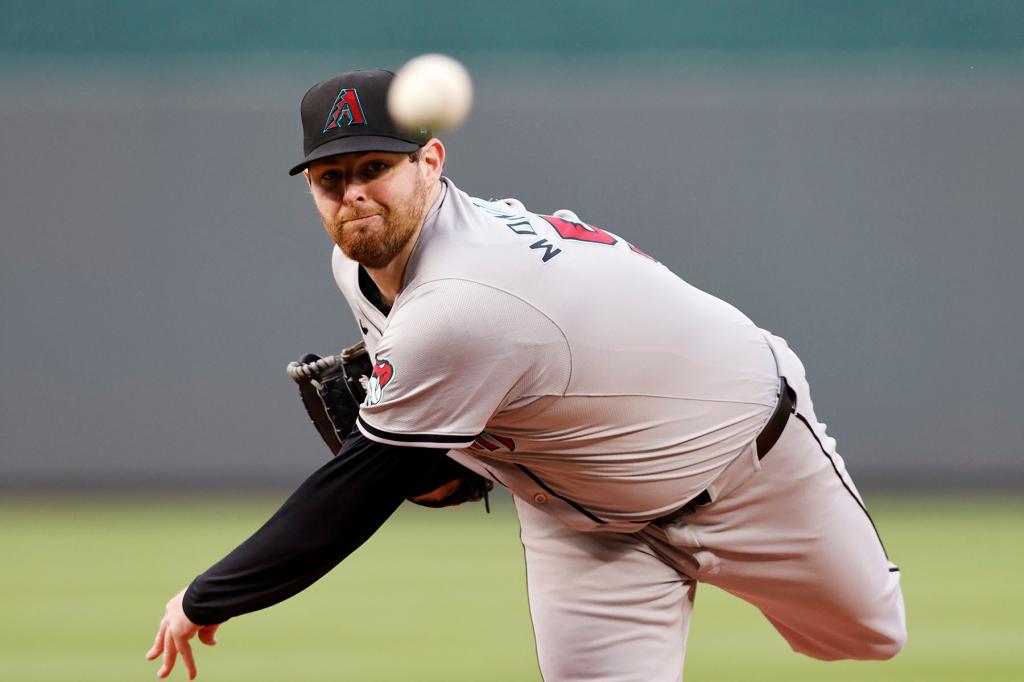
[182,430,449,625]
[356,279,570,448]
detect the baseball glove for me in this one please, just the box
[287,341,492,509]
[287,342,371,455]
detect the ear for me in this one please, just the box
[419,139,445,181]
[302,168,312,186]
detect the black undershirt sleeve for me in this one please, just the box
[181,430,448,625]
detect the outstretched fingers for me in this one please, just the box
[157,628,177,678]
[150,587,208,678]
[146,620,167,660]
[173,632,197,680]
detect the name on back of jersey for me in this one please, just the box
[472,198,563,262]
[471,198,658,265]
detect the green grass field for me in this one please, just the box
[1,492,1022,681]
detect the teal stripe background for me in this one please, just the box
[3,1,1023,57]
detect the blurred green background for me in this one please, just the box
[3,2,1023,680]
[2,494,1022,681]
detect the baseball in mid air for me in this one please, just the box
[388,54,473,134]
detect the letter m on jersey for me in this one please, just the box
[323,88,367,132]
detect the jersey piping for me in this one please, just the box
[357,414,480,448]
[516,464,607,525]
[793,411,891,561]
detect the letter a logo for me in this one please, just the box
[323,88,367,133]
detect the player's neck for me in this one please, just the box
[363,179,442,307]
[363,243,415,308]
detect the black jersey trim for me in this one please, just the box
[358,266,392,317]
[793,412,891,560]
[360,315,382,337]
[357,415,479,446]
[515,464,606,525]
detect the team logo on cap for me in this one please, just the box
[323,88,367,133]
[365,358,394,406]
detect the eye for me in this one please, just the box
[362,160,389,177]
[317,170,340,189]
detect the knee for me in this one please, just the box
[847,622,906,661]
[863,620,907,661]
[792,617,907,662]
[852,586,908,660]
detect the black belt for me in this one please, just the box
[754,376,796,461]
[662,377,797,515]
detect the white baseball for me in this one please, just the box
[388,54,473,134]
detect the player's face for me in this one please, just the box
[306,146,437,269]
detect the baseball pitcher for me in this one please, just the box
[147,69,905,681]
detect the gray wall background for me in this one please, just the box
[2,3,1022,491]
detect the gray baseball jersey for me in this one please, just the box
[332,177,904,680]
[332,178,781,532]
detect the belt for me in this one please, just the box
[754,376,796,461]
[661,377,797,516]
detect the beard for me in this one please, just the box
[324,175,430,269]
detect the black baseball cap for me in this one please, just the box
[288,69,431,176]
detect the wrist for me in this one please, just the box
[181,580,222,626]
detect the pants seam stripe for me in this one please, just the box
[792,412,891,561]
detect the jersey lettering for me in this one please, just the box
[506,220,536,236]
[471,199,654,264]
[541,215,618,246]
[628,242,658,262]
[529,239,562,262]
[542,215,659,263]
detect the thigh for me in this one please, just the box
[515,496,693,682]
[658,415,906,661]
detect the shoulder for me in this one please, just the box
[393,278,565,344]
[331,244,357,280]
[331,244,360,298]
[379,279,570,387]
[363,278,573,435]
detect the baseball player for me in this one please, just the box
[147,69,906,681]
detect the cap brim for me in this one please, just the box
[288,135,421,176]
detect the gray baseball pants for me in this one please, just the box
[514,338,906,682]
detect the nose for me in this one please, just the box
[341,177,367,206]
